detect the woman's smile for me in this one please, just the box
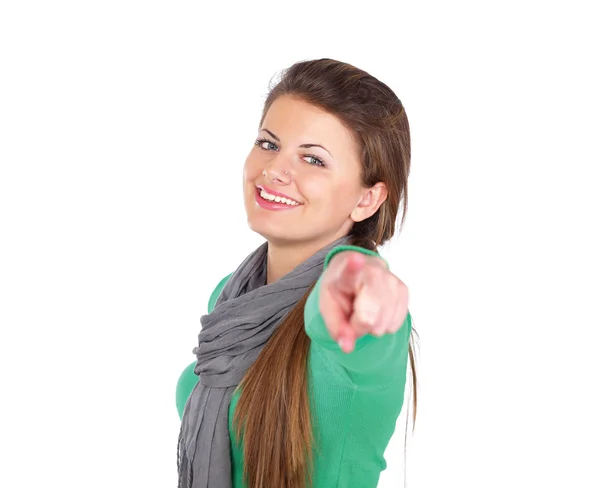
[254,186,303,211]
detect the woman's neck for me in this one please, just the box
[265,234,345,285]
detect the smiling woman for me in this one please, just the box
[176,58,417,488]
[243,95,384,258]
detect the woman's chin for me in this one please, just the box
[247,220,282,239]
[246,219,300,244]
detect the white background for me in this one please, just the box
[1,1,599,487]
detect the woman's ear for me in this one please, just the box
[350,183,388,222]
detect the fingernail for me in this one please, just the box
[373,326,385,336]
[338,337,351,352]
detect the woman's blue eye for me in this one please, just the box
[255,139,278,151]
[303,155,325,167]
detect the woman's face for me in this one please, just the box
[243,95,378,248]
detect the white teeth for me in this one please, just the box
[260,189,299,206]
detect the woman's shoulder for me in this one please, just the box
[207,272,234,313]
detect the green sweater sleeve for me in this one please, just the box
[304,245,412,387]
[175,273,233,420]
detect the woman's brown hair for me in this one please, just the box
[233,58,418,488]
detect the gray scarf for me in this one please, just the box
[177,236,350,488]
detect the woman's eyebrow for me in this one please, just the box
[299,143,332,157]
[260,128,333,157]
[260,128,280,141]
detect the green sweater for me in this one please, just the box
[176,245,411,487]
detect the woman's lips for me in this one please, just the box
[255,187,302,211]
[256,185,300,203]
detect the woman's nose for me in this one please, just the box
[263,156,292,184]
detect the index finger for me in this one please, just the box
[330,251,366,294]
[319,281,352,341]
